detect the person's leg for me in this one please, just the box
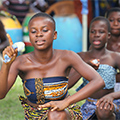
[48,102,82,120]
[48,109,71,120]
[96,105,115,120]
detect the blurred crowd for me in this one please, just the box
[0,0,120,67]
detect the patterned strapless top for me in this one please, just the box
[22,76,68,104]
[76,64,117,91]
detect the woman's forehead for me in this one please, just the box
[30,17,53,24]
[29,17,55,28]
[90,21,108,30]
[91,20,106,26]
[108,12,120,18]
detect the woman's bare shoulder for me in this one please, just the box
[56,49,77,58]
[16,53,31,61]
[107,49,120,61]
[77,51,89,59]
[12,52,32,67]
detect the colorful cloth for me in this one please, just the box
[19,96,82,120]
[76,64,119,119]
[22,77,68,104]
[2,0,34,24]
[76,64,117,91]
[21,77,82,119]
[80,97,120,120]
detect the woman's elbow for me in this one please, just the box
[0,93,7,99]
[98,77,105,88]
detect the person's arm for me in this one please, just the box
[30,0,48,12]
[68,54,100,89]
[114,52,120,83]
[68,68,82,89]
[116,72,120,82]
[0,39,9,52]
[0,21,9,52]
[2,0,10,7]
[38,51,105,111]
[96,52,120,111]
[0,34,18,99]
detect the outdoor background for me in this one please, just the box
[0,0,119,119]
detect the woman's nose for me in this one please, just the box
[36,31,43,37]
[113,20,118,26]
[94,32,100,37]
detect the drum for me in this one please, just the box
[53,14,82,53]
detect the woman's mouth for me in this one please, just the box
[35,40,46,45]
[93,40,101,45]
[111,28,120,30]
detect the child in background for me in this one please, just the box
[106,7,120,52]
[0,12,105,120]
[0,20,9,69]
[2,0,48,24]
[105,7,120,92]
[68,16,120,120]
[94,8,120,120]
[2,0,34,24]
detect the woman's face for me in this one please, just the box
[108,12,120,36]
[28,17,57,51]
[89,20,110,49]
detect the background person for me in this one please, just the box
[68,16,120,120]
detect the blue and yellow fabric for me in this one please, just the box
[20,77,82,120]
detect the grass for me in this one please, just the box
[0,76,24,120]
[0,76,85,120]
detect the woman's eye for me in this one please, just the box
[42,29,48,32]
[31,30,36,33]
[100,31,104,33]
[109,19,114,22]
[91,30,95,33]
[118,19,120,22]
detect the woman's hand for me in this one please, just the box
[96,94,114,111]
[88,59,100,70]
[2,34,18,64]
[38,99,69,111]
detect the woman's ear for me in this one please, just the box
[54,31,57,40]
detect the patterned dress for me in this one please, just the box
[76,64,120,120]
[19,76,82,120]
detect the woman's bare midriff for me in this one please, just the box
[90,88,114,99]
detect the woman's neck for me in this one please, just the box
[89,47,106,58]
[32,48,55,64]
[109,35,120,43]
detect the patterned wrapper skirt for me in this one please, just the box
[81,97,120,120]
[19,96,83,120]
